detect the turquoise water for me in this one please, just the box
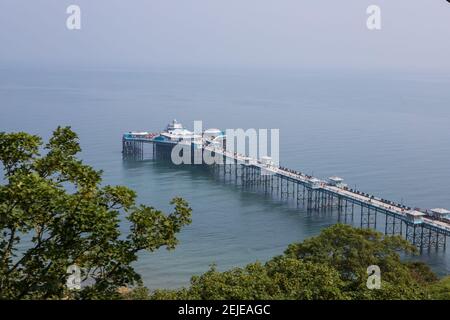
[1,67,450,289]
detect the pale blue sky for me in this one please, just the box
[0,0,449,70]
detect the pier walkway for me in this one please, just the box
[122,129,450,252]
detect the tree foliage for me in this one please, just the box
[0,127,192,299]
[151,224,440,300]
[152,258,347,300]
[284,224,429,299]
[428,276,450,300]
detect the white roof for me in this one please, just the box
[406,210,425,217]
[430,208,450,215]
[329,176,344,182]
[161,130,201,139]
[204,128,222,134]
[170,128,193,135]
[130,131,149,135]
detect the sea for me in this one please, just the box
[1,66,449,289]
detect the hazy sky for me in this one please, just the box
[0,0,449,70]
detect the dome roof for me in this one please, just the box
[167,119,183,131]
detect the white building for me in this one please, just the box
[309,178,322,189]
[203,128,223,140]
[328,176,347,188]
[156,120,202,143]
[260,156,274,167]
[405,210,425,224]
[430,208,450,220]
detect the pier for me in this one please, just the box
[122,121,450,252]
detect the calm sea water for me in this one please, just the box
[1,67,450,289]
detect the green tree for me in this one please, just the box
[406,261,438,285]
[428,276,450,300]
[0,127,192,299]
[284,224,430,299]
[151,224,437,300]
[152,258,347,300]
